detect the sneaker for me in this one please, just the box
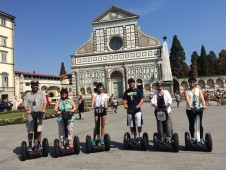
[27,145,32,152]
[160,138,164,144]
[137,137,142,144]
[100,139,104,145]
[91,140,96,145]
[200,138,205,144]
[38,144,43,150]
[191,138,196,144]
[129,138,135,144]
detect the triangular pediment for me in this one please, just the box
[92,5,139,24]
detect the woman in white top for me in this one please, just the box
[151,81,173,142]
[91,82,108,145]
[184,77,206,143]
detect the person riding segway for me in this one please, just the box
[184,77,212,152]
[21,80,49,161]
[123,78,149,151]
[53,88,80,157]
[151,81,179,152]
[86,82,110,153]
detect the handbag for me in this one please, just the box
[61,111,72,121]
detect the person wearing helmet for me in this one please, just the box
[184,77,206,144]
[123,78,144,143]
[54,88,77,149]
[151,80,173,143]
[91,82,108,145]
[24,80,47,151]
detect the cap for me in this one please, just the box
[30,80,39,85]
[188,77,197,82]
[155,80,163,86]
[128,78,135,84]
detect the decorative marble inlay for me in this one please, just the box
[139,36,149,47]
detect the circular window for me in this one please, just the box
[109,37,123,50]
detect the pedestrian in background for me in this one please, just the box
[78,95,84,120]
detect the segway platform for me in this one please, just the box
[153,132,179,152]
[86,134,111,153]
[54,136,80,157]
[123,132,149,151]
[21,138,49,161]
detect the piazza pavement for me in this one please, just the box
[0,100,226,170]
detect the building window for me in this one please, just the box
[109,37,123,50]
[25,82,30,86]
[0,37,7,47]
[2,74,8,87]
[1,52,7,63]
[0,17,6,26]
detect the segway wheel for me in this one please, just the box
[73,136,80,154]
[21,141,27,161]
[54,139,60,158]
[172,133,179,152]
[205,133,212,152]
[104,133,111,151]
[142,132,149,151]
[185,132,190,151]
[86,135,92,154]
[123,132,130,149]
[153,132,158,151]
[42,138,49,157]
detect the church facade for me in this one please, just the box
[71,6,173,98]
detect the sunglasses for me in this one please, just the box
[156,85,163,86]
[189,81,196,84]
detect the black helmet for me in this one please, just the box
[155,80,163,86]
[30,80,39,85]
[128,78,135,84]
[96,82,104,89]
[188,77,197,82]
[60,87,68,94]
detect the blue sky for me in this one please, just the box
[1,0,226,75]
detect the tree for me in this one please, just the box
[198,45,209,76]
[207,51,218,75]
[216,49,226,75]
[59,62,67,75]
[170,35,188,78]
[190,51,199,77]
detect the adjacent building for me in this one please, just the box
[0,11,16,104]
[15,71,73,107]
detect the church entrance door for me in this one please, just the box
[111,71,123,98]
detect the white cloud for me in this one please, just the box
[129,0,164,16]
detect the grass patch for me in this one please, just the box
[0,108,55,120]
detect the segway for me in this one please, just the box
[21,112,49,161]
[185,108,212,152]
[86,107,111,153]
[54,111,80,157]
[123,107,149,151]
[153,107,179,152]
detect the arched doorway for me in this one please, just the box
[111,71,123,98]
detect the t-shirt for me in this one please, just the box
[123,88,144,112]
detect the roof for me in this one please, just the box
[15,71,71,79]
[0,11,16,20]
[92,5,139,24]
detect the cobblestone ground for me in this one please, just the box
[0,101,226,170]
